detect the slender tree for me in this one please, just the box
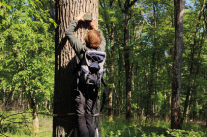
[100,0,116,122]
[171,0,184,129]
[118,0,138,120]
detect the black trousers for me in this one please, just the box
[75,84,98,137]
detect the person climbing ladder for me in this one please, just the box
[65,12,107,137]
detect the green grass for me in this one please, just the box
[100,116,207,137]
[0,110,52,137]
[1,111,207,137]
[100,116,168,137]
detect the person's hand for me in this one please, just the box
[89,20,97,30]
[75,12,86,21]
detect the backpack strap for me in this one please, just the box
[73,46,101,73]
[100,76,107,112]
[73,49,86,74]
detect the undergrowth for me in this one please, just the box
[1,110,207,137]
[0,110,52,137]
[100,116,207,137]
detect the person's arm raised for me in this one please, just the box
[65,13,86,57]
[89,20,98,30]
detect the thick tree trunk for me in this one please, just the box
[171,0,184,129]
[53,0,99,136]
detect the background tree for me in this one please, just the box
[171,0,184,129]
[99,0,116,122]
[117,0,138,120]
[0,0,55,134]
[1,0,207,136]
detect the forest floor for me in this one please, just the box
[0,110,207,137]
[0,109,52,137]
[100,116,207,137]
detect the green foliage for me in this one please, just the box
[1,0,207,134]
[0,0,55,107]
[101,116,207,137]
[99,0,207,124]
[166,129,207,137]
[0,110,52,137]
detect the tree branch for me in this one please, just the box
[138,8,154,29]
[129,0,138,8]
[118,0,125,13]
[99,0,104,8]
[161,0,172,7]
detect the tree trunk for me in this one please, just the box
[53,0,99,136]
[10,90,14,105]
[48,99,51,110]
[118,0,138,120]
[108,21,114,122]
[118,44,122,116]
[45,100,48,109]
[135,66,141,119]
[140,45,150,116]
[27,91,39,135]
[206,109,207,127]
[162,53,168,121]
[18,83,23,109]
[171,0,184,129]
[3,89,5,105]
[124,10,132,120]
[100,0,115,122]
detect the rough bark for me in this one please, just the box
[171,0,184,129]
[53,0,99,136]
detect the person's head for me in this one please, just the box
[84,30,102,48]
